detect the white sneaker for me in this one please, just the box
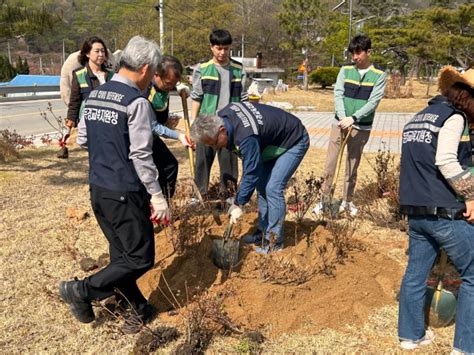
[312,201,324,215]
[339,201,358,216]
[400,329,435,350]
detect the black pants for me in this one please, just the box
[195,143,238,196]
[79,184,155,307]
[152,136,178,199]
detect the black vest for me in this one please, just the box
[83,80,143,192]
[219,102,306,162]
[399,96,471,209]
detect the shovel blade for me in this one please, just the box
[425,286,457,327]
[212,238,240,270]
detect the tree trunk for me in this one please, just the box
[303,69,308,91]
[425,63,432,97]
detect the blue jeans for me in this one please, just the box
[256,131,309,246]
[398,215,474,353]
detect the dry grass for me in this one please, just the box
[0,143,457,353]
[263,78,434,113]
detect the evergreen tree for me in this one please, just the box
[0,55,16,82]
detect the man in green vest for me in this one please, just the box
[313,34,387,217]
[190,29,247,199]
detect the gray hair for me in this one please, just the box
[190,114,224,143]
[119,36,161,72]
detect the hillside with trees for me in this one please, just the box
[0,0,472,80]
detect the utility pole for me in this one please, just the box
[154,2,164,50]
[348,0,353,61]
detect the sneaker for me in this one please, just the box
[59,280,95,323]
[121,302,157,334]
[255,243,283,255]
[242,230,264,245]
[400,329,435,350]
[339,201,358,217]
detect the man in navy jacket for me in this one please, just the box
[191,102,309,253]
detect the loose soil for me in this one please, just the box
[140,211,401,337]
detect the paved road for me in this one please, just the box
[0,94,188,136]
[296,111,414,154]
[0,98,414,154]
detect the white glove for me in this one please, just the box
[176,82,190,97]
[150,191,170,225]
[338,116,355,129]
[228,203,243,224]
[225,197,235,206]
[177,132,193,148]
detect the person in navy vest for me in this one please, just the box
[397,66,474,352]
[191,102,309,254]
[58,36,167,329]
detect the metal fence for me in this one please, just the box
[0,85,60,102]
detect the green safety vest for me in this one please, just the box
[75,66,114,96]
[148,85,168,112]
[340,65,384,127]
[199,59,243,115]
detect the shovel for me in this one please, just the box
[212,222,240,270]
[180,90,196,178]
[425,249,457,327]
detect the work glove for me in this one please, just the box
[178,132,194,149]
[338,116,355,130]
[228,203,243,224]
[150,191,170,225]
[176,82,190,97]
[225,197,235,207]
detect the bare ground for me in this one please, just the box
[0,139,456,353]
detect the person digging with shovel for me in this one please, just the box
[190,102,309,254]
[397,66,474,353]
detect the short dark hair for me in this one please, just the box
[209,29,232,46]
[443,82,474,123]
[156,55,183,79]
[78,36,108,66]
[348,35,372,54]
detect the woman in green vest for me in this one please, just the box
[66,36,114,128]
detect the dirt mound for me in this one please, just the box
[138,211,402,337]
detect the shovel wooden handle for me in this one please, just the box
[329,127,352,200]
[434,250,449,305]
[180,90,196,179]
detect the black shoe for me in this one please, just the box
[122,303,157,334]
[59,280,95,323]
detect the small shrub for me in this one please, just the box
[175,290,242,354]
[287,172,324,223]
[309,67,340,88]
[0,129,33,162]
